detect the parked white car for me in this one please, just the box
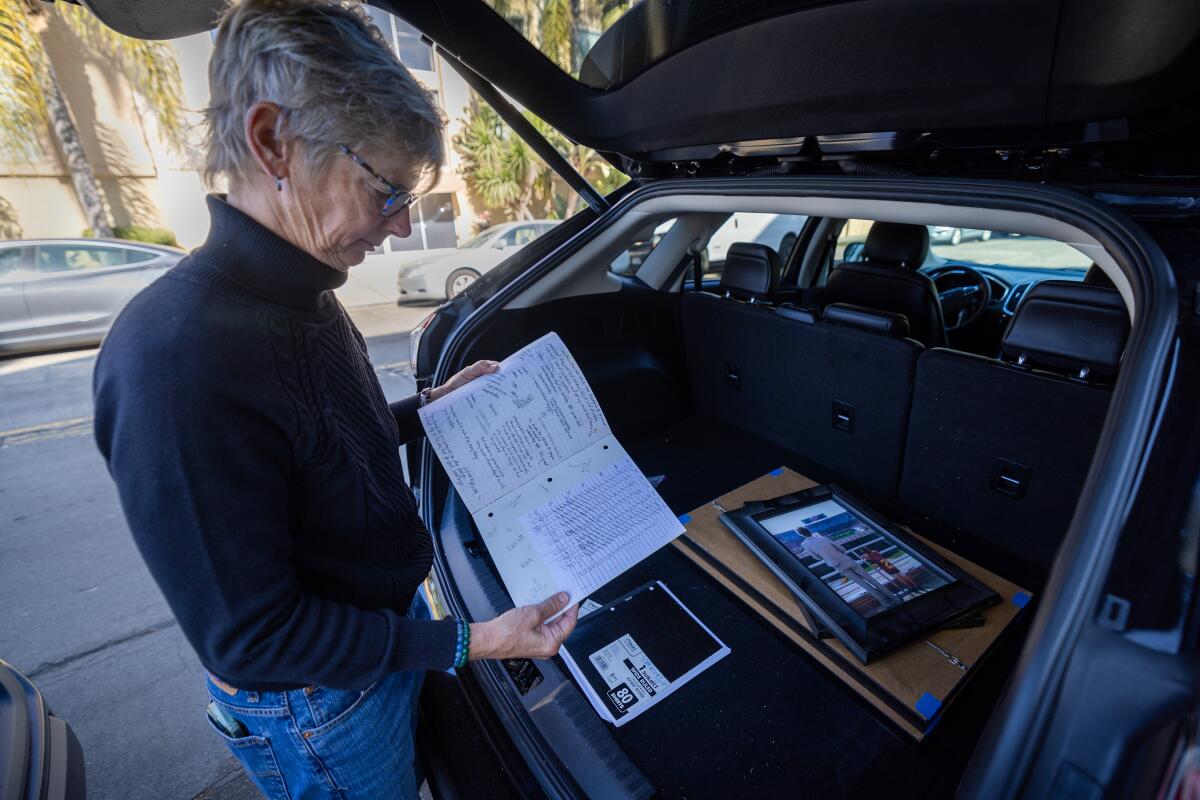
[396,220,559,302]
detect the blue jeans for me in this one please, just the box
[204,593,431,800]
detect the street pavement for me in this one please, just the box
[0,302,435,799]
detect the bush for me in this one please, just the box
[84,225,179,247]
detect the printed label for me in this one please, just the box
[588,634,669,717]
[578,599,604,618]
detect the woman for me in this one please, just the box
[92,2,578,797]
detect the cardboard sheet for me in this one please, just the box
[673,467,1031,740]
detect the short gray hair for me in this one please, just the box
[203,0,444,190]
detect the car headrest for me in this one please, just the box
[721,242,780,301]
[863,222,929,270]
[823,303,911,338]
[775,304,819,324]
[1001,280,1130,381]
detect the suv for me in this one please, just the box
[94,1,1200,798]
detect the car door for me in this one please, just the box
[0,245,35,342]
[24,243,159,339]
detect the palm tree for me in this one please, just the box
[0,0,186,237]
[455,0,631,222]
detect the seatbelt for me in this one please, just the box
[691,249,704,292]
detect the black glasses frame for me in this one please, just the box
[338,144,419,217]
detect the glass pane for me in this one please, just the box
[610,218,675,275]
[835,220,1092,276]
[35,244,129,272]
[418,194,458,249]
[705,213,809,279]
[121,249,156,264]
[926,227,1092,270]
[0,247,28,275]
[393,19,434,72]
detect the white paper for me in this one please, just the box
[419,332,609,514]
[422,332,684,610]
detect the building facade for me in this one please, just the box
[0,8,481,251]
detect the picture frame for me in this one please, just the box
[720,484,999,663]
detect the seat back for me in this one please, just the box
[824,222,947,348]
[682,291,922,497]
[899,280,1130,587]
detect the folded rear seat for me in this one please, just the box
[899,280,1130,587]
[682,241,923,498]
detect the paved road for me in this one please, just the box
[0,302,434,799]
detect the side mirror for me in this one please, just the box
[495,240,508,250]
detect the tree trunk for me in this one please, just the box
[39,54,112,236]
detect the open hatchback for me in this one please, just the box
[87,0,1200,797]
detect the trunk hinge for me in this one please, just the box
[435,46,611,216]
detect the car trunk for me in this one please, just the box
[426,282,1053,797]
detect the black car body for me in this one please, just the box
[86,0,1200,797]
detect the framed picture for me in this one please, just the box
[720,484,999,663]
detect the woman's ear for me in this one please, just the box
[243,102,292,183]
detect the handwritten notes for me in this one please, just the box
[421,333,684,610]
[520,456,683,605]
[419,333,609,513]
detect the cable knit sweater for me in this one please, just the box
[93,195,456,691]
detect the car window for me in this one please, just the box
[34,244,153,273]
[703,213,809,280]
[494,226,539,248]
[609,219,677,276]
[834,219,1092,274]
[0,246,31,276]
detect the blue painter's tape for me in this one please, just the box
[678,514,692,524]
[915,692,942,720]
[1012,591,1032,609]
[768,467,784,476]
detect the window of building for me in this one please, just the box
[363,7,434,72]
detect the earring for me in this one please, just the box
[274,175,283,192]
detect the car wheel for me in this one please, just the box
[445,268,480,299]
[950,228,963,245]
[981,230,992,241]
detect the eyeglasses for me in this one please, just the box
[337,144,419,218]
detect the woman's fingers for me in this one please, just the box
[544,603,580,646]
[433,360,500,401]
[533,591,570,621]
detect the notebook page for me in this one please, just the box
[474,436,684,610]
[418,332,610,514]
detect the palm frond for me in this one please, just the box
[0,0,48,159]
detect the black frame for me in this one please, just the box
[721,484,999,663]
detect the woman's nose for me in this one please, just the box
[384,208,413,239]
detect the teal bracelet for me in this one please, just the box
[452,619,470,669]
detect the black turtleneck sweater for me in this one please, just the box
[93,196,457,691]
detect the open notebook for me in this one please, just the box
[418,332,684,611]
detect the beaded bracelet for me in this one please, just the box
[452,618,471,669]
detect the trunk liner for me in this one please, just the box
[569,412,1012,798]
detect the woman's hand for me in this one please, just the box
[469,592,580,661]
[428,359,500,403]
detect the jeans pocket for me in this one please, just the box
[299,682,378,735]
[205,712,291,800]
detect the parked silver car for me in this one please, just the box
[0,239,184,355]
[396,220,559,302]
